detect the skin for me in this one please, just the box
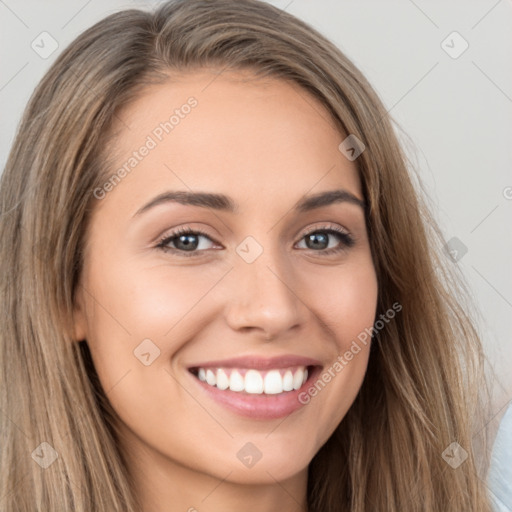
[73,69,378,512]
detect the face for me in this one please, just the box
[74,69,378,488]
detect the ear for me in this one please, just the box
[71,286,88,342]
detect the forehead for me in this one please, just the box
[101,69,362,214]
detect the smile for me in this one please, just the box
[192,366,309,395]
[187,355,322,419]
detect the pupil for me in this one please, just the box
[178,234,198,250]
[308,232,327,249]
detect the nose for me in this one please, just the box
[223,247,305,341]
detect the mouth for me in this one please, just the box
[189,365,315,395]
[186,356,322,419]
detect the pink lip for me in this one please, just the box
[187,354,322,370]
[186,356,323,420]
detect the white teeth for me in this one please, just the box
[206,369,216,386]
[292,369,303,390]
[264,370,283,394]
[245,369,264,394]
[283,370,294,391]
[216,369,229,390]
[229,370,245,391]
[195,366,310,395]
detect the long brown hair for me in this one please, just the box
[0,0,493,510]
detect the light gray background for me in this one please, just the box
[1,0,511,418]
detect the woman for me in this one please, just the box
[0,0,494,510]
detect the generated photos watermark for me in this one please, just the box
[298,301,402,404]
[93,96,198,200]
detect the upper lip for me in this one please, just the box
[188,355,323,370]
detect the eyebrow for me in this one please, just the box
[133,188,366,217]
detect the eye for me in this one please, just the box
[155,223,355,258]
[295,224,355,255]
[156,226,219,257]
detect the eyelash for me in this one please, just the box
[155,224,355,258]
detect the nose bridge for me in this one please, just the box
[224,235,304,337]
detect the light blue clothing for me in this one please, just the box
[488,403,512,511]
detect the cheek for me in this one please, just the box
[80,260,222,449]
[301,254,378,341]
[80,255,230,420]
[293,258,378,438]
[85,258,224,347]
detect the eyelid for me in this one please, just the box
[155,222,355,256]
[156,223,350,244]
[295,223,356,253]
[297,222,350,239]
[156,225,219,247]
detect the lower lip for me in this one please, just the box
[189,366,320,420]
